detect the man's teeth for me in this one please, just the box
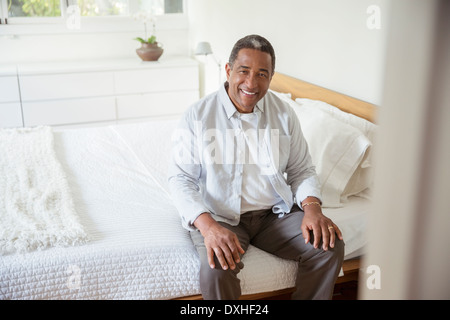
[242,89,256,95]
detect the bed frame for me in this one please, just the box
[177,72,378,300]
[270,72,377,123]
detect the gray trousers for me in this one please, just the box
[190,205,345,300]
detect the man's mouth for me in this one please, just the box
[240,89,257,96]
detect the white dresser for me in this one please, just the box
[0,57,199,128]
[0,65,23,128]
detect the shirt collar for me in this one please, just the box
[219,82,265,119]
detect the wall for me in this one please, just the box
[0,16,190,64]
[187,0,389,105]
[1,0,388,105]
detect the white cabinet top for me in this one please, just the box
[0,65,17,76]
[14,56,198,75]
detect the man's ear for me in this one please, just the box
[225,62,231,81]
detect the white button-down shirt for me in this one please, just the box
[238,111,281,213]
[168,83,322,231]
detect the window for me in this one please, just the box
[8,0,61,17]
[0,0,183,22]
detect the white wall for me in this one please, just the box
[0,16,190,64]
[1,0,388,106]
[187,0,389,105]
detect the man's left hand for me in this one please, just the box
[300,200,343,250]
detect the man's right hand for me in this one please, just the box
[194,213,245,270]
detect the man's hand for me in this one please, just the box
[300,198,343,250]
[194,213,245,270]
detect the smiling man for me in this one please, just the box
[168,35,344,300]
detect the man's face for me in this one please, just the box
[225,48,273,113]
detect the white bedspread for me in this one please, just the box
[0,119,369,300]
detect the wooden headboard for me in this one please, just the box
[269,72,377,123]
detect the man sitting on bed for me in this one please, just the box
[168,34,344,300]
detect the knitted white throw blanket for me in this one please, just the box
[0,126,89,255]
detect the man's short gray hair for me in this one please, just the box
[228,35,276,75]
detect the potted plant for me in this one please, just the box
[133,12,164,61]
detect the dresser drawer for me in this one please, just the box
[8,58,199,127]
[19,72,115,101]
[0,102,23,128]
[0,76,20,103]
[114,66,199,95]
[22,97,116,126]
[116,91,198,119]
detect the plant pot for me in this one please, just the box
[136,42,164,61]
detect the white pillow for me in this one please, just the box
[295,98,377,144]
[295,106,371,207]
[295,98,377,201]
[270,90,372,207]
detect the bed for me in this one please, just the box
[0,72,377,300]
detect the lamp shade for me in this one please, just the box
[195,42,213,55]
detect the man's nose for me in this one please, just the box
[244,73,258,89]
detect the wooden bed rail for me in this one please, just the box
[175,258,360,300]
[270,72,378,123]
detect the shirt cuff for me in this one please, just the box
[295,176,322,210]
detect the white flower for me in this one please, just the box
[133,11,158,43]
[133,11,156,24]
